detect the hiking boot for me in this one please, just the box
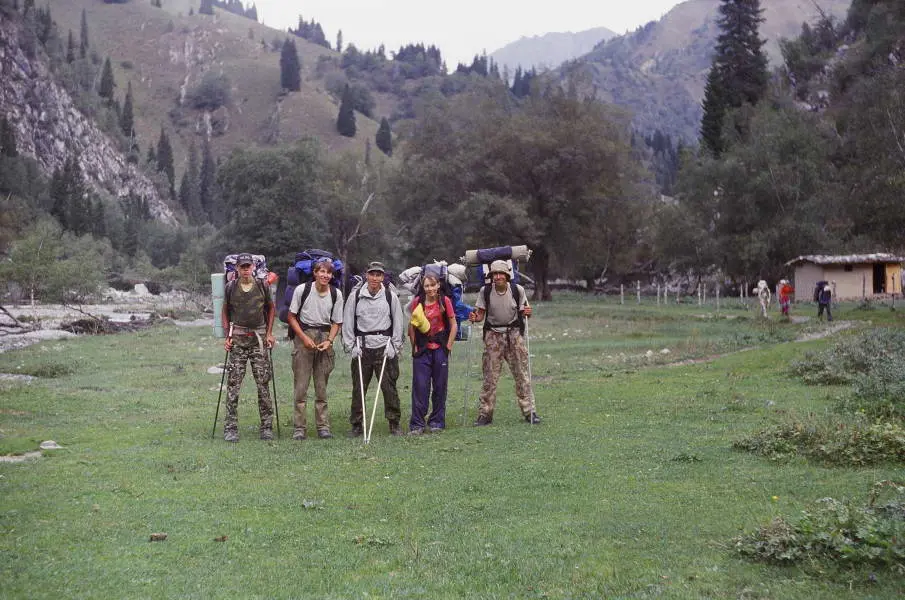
[292,429,307,441]
[525,412,541,425]
[429,426,444,433]
[389,421,403,436]
[260,427,274,441]
[408,427,424,436]
[224,430,239,443]
[347,424,363,438]
[473,414,492,427]
[317,430,333,439]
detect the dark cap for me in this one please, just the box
[366,261,386,274]
[236,253,254,266]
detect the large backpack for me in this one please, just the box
[278,249,344,324]
[224,253,270,283]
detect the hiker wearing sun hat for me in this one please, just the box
[468,260,540,426]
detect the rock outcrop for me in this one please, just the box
[0,15,176,224]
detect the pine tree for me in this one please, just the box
[336,84,356,137]
[336,29,343,54]
[179,141,203,223]
[79,8,88,59]
[121,81,134,139]
[376,117,392,156]
[199,135,217,220]
[146,144,156,165]
[66,29,75,63]
[700,68,727,157]
[98,57,116,103]
[279,38,301,91]
[246,2,257,21]
[0,116,18,158]
[199,0,213,15]
[701,0,768,156]
[156,127,175,198]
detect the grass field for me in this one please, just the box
[1,295,904,599]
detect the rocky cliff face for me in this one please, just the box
[0,16,175,224]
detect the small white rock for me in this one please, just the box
[39,440,63,450]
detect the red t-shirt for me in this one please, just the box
[410,296,455,349]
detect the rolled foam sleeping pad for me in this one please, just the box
[462,245,531,266]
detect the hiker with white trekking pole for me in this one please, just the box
[468,259,541,426]
[341,261,405,438]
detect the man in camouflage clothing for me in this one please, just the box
[221,253,276,442]
[468,260,541,426]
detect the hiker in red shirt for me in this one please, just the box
[778,279,794,318]
[407,274,457,434]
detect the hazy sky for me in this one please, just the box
[253,1,686,67]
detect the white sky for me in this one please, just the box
[253,1,686,67]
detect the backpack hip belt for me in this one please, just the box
[301,323,331,332]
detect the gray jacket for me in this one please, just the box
[341,284,405,352]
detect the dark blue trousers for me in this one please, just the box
[410,347,449,430]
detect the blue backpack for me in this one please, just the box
[278,249,344,324]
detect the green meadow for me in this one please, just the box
[1,296,903,599]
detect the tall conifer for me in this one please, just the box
[336,84,356,137]
[79,8,88,59]
[99,57,116,102]
[156,127,175,197]
[376,117,392,156]
[279,38,301,91]
[121,81,134,139]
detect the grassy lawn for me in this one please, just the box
[1,296,903,598]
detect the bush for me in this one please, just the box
[735,481,905,568]
[734,417,905,466]
[187,71,231,110]
[790,328,905,386]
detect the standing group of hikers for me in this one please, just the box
[219,254,540,442]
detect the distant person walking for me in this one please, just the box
[754,280,771,318]
[468,260,540,426]
[287,258,344,440]
[778,279,794,319]
[814,280,833,322]
[407,274,457,434]
[342,261,405,437]
[221,253,276,442]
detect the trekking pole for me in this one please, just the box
[366,338,391,443]
[212,323,234,439]
[211,347,230,439]
[268,347,280,439]
[525,318,535,426]
[357,341,368,441]
[461,326,470,426]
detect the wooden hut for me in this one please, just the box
[785,254,904,300]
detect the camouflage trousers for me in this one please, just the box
[291,329,335,433]
[225,334,273,432]
[478,328,535,420]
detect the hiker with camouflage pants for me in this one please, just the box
[221,253,276,442]
[468,260,541,426]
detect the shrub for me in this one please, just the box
[187,71,232,110]
[734,418,905,466]
[790,328,905,386]
[735,481,905,568]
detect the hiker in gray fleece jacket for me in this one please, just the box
[341,261,405,436]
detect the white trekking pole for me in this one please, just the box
[366,338,391,443]
[357,340,368,440]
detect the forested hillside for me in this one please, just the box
[563,0,850,143]
[658,0,905,283]
[2,0,903,307]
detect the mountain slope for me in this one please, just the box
[564,0,851,142]
[41,0,381,182]
[490,26,617,75]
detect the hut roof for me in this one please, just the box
[785,253,905,266]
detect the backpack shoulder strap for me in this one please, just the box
[295,283,311,320]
